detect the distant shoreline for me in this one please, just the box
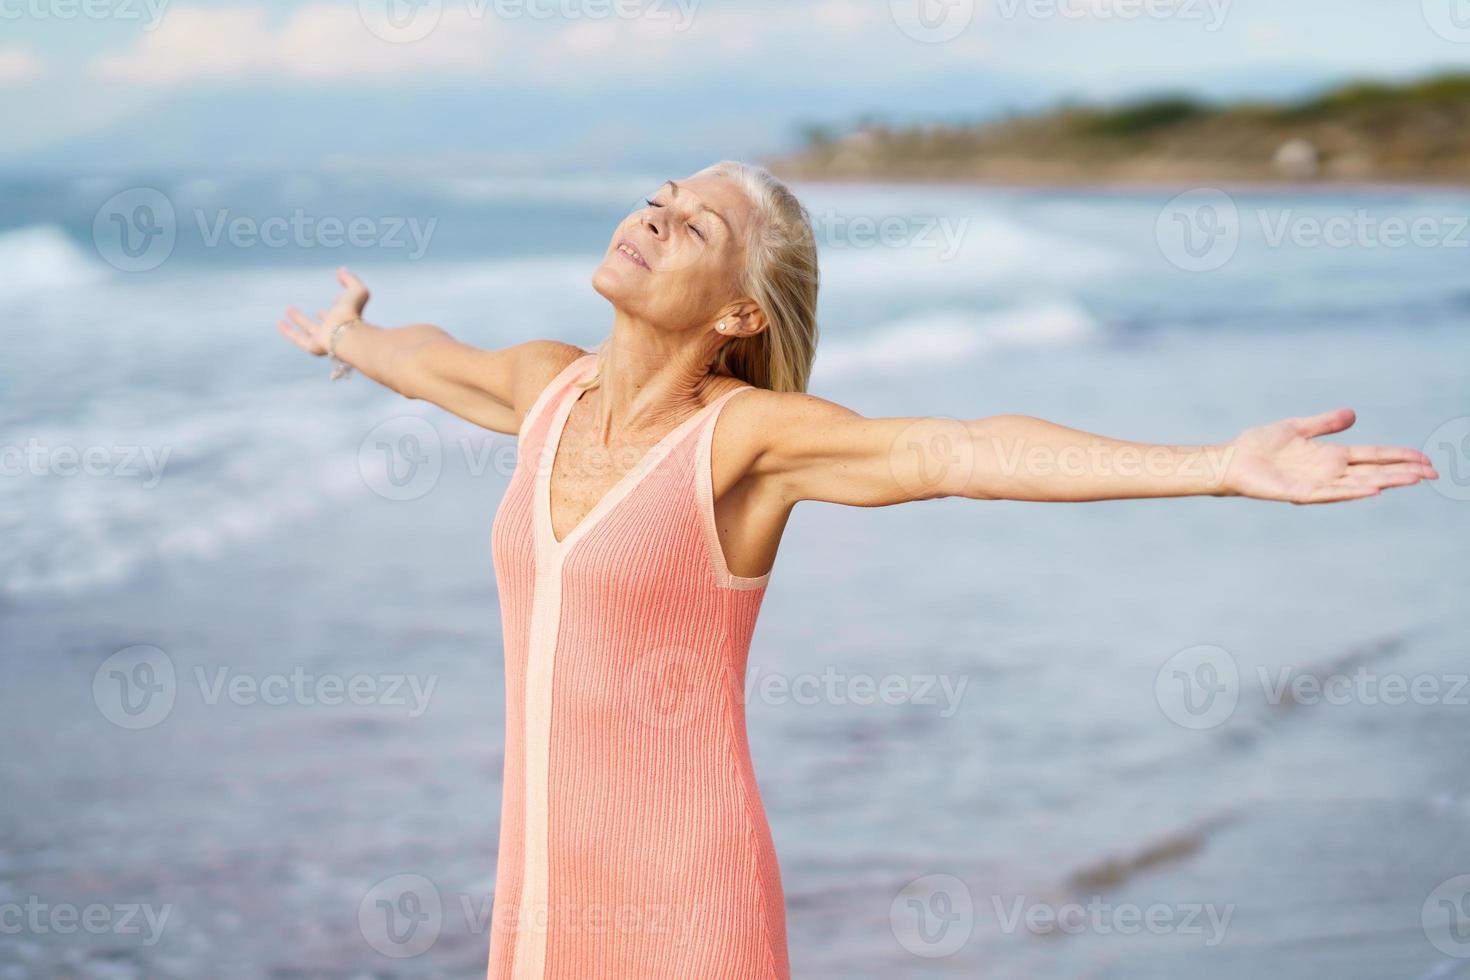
[765,170,1470,196]
[767,71,1470,193]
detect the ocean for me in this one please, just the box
[1,173,1467,979]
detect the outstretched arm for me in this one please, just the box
[274,267,580,434]
[758,396,1437,507]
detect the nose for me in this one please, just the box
[640,209,664,240]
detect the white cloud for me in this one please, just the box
[89,5,496,84]
[81,0,981,93]
[811,0,886,34]
[1247,20,1286,51]
[0,47,44,83]
[536,1,894,76]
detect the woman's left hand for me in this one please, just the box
[1222,408,1438,503]
[276,267,371,357]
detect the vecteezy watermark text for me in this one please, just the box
[889,0,1229,44]
[992,894,1234,946]
[358,873,710,959]
[1158,189,1470,272]
[1155,643,1470,730]
[746,665,968,717]
[1,439,170,488]
[356,0,700,44]
[195,210,436,260]
[93,187,439,272]
[809,209,970,261]
[0,0,168,29]
[0,898,172,946]
[93,645,439,729]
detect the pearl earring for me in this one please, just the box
[717,322,726,332]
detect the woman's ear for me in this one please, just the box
[729,302,768,338]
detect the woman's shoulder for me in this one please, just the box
[514,341,591,432]
[711,383,869,478]
[529,341,593,389]
[716,383,851,425]
[703,381,844,453]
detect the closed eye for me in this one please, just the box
[645,197,705,241]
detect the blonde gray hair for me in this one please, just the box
[587,160,820,394]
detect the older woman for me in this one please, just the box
[275,160,1436,980]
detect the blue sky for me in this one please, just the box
[3,0,1469,173]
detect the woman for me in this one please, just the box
[275,161,1437,979]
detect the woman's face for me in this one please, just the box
[591,172,757,329]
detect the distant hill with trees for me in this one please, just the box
[766,73,1470,185]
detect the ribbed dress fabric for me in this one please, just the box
[487,353,789,980]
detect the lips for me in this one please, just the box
[616,239,650,271]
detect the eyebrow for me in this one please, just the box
[663,179,732,235]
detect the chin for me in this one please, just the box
[590,260,617,302]
[591,257,636,306]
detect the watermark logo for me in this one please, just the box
[195,209,436,259]
[607,185,760,278]
[992,894,1233,945]
[1159,189,1470,271]
[93,187,177,273]
[0,0,170,30]
[354,874,710,957]
[359,874,443,958]
[93,188,438,271]
[994,0,1230,30]
[93,645,177,730]
[889,0,975,43]
[0,897,173,946]
[1155,644,1239,729]
[985,436,1234,490]
[93,646,439,727]
[1423,0,1470,43]
[1423,874,1470,958]
[810,209,970,260]
[358,0,698,42]
[194,666,437,716]
[887,416,976,502]
[1255,209,1469,250]
[1259,665,1467,708]
[1,439,171,488]
[621,645,706,730]
[358,0,443,42]
[747,666,968,718]
[1424,417,1470,501]
[359,416,444,501]
[1156,188,1239,272]
[891,873,973,957]
[621,649,971,729]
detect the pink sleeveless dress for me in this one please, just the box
[487,352,789,979]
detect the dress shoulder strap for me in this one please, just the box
[693,383,769,589]
[519,351,595,438]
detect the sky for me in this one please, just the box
[3,0,1469,173]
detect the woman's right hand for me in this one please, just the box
[276,266,371,357]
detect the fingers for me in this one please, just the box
[276,319,313,352]
[275,272,365,358]
[285,306,319,331]
[1304,463,1436,506]
[1304,484,1381,504]
[337,266,369,300]
[1292,407,1356,439]
[1345,443,1433,466]
[1346,460,1439,483]
[278,306,327,356]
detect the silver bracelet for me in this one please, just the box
[327,317,361,381]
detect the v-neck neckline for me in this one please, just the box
[538,357,745,556]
